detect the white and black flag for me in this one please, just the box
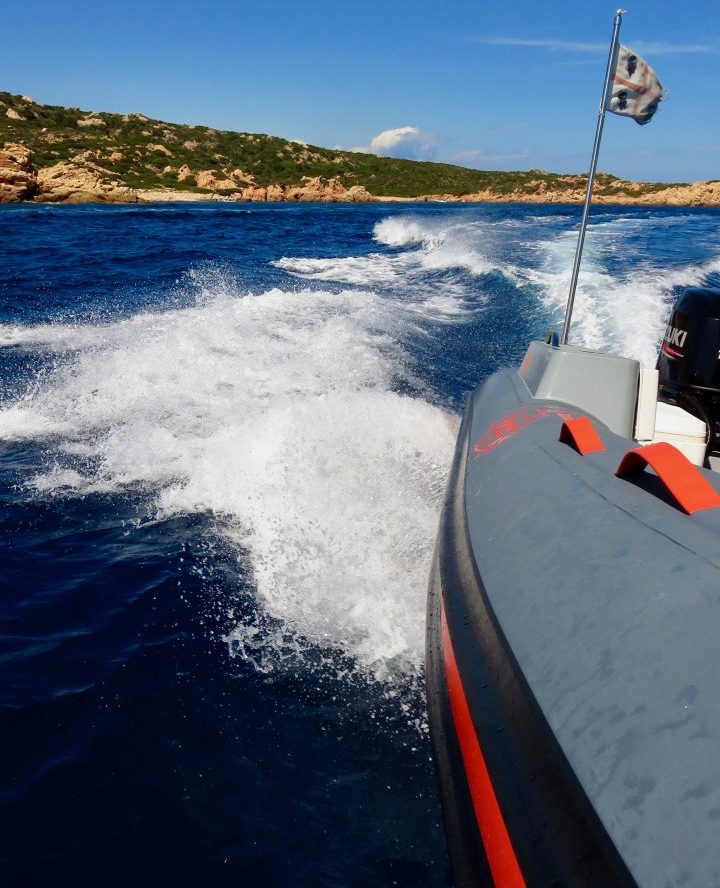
[606,45,665,125]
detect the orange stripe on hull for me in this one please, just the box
[440,595,526,888]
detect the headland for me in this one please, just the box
[1,93,718,206]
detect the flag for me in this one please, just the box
[606,45,665,125]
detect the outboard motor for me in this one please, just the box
[657,287,720,454]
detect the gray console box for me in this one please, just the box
[518,341,640,437]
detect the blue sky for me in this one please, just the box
[2,0,719,182]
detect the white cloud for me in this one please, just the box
[365,126,436,160]
[478,36,713,55]
[623,41,713,56]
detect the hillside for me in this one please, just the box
[0,91,602,198]
[1,91,717,205]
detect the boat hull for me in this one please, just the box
[427,352,720,887]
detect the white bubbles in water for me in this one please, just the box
[527,215,720,367]
[274,252,412,285]
[277,215,502,287]
[373,217,443,248]
[0,275,457,680]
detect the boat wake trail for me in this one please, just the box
[276,214,513,288]
[279,211,720,370]
[0,270,456,681]
[529,215,720,366]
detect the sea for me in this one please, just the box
[1,201,719,886]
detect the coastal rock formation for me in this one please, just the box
[627,180,720,206]
[123,174,376,204]
[134,188,223,203]
[2,141,718,207]
[196,169,237,190]
[264,184,285,201]
[234,176,374,203]
[346,184,374,201]
[288,176,346,200]
[36,157,137,203]
[416,178,720,207]
[140,171,373,202]
[0,143,37,201]
[230,168,255,186]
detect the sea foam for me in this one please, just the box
[0,276,456,679]
[529,216,720,367]
[277,215,509,287]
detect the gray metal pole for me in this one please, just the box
[561,9,625,345]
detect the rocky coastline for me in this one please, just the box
[1,141,719,207]
[0,142,376,205]
[416,179,720,207]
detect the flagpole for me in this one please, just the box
[561,9,625,345]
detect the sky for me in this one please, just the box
[2,0,719,183]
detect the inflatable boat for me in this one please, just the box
[426,288,720,887]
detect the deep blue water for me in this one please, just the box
[1,201,720,886]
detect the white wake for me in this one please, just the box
[0,274,457,679]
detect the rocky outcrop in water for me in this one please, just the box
[0,143,37,201]
[0,143,137,203]
[195,169,238,190]
[136,174,374,203]
[232,176,374,203]
[36,153,137,203]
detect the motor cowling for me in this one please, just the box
[657,287,720,451]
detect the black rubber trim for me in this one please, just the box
[426,400,492,886]
[426,393,637,888]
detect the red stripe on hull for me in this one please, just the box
[440,594,526,888]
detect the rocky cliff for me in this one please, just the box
[0,143,376,204]
[0,143,36,201]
